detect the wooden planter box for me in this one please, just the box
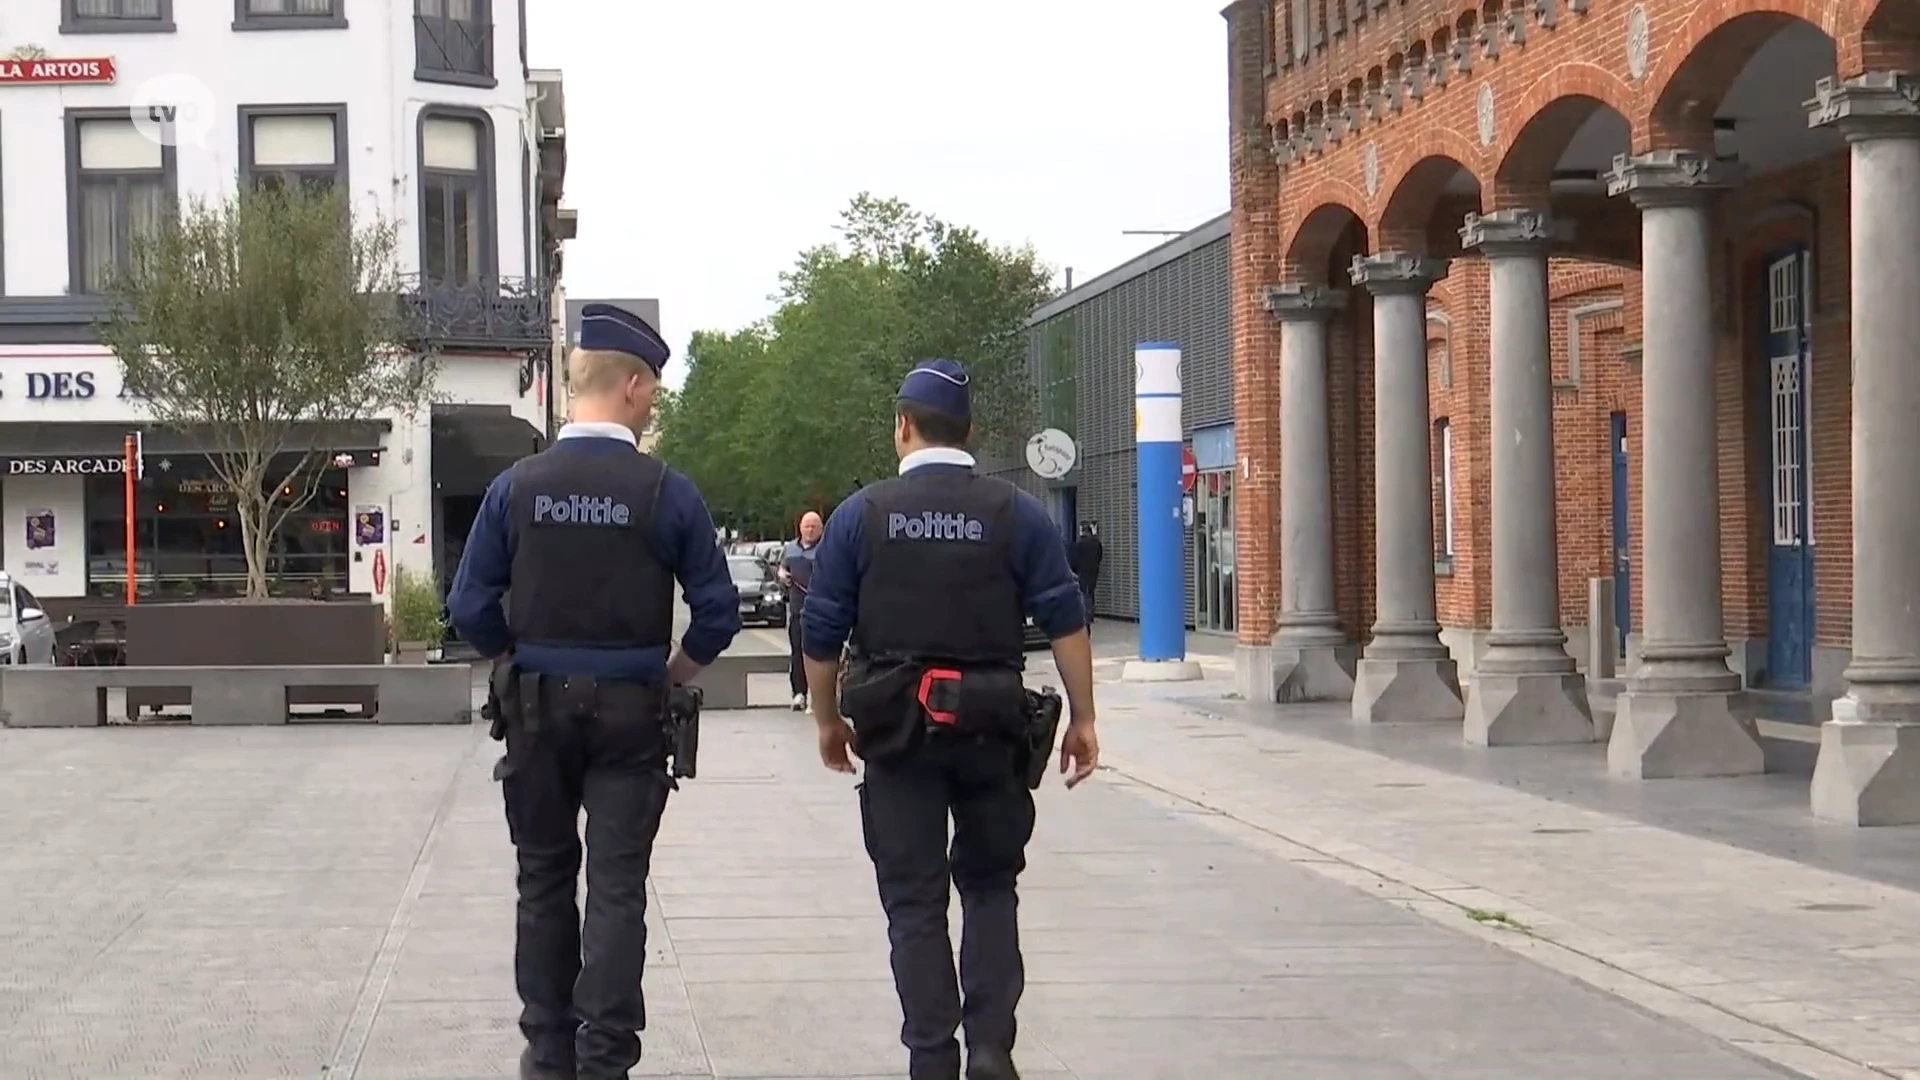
[123,599,386,715]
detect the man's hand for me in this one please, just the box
[1059,715,1099,789]
[665,646,704,687]
[776,567,792,586]
[815,715,857,774]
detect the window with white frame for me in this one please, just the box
[1767,252,1809,549]
[1802,249,1815,546]
[420,115,487,282]
[245,111,344,193]
[1435,418,1456,560]
[73,117,173,295]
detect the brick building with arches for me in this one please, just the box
[1221,0,1920,823]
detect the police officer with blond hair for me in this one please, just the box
[799,358,1100,1080]
[449,303,740,1080]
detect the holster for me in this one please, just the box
[665,684,703,782]
[1021,687,1065,790]
[487,658,521,779]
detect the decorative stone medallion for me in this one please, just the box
[1625,6,1650,82]
[1363,142,1381,198]
[1476,85,1497,147]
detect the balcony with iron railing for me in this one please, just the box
[398,275,552,353]
[415,13,494,86]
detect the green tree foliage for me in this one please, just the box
[657,194,1050,537]
[98,183,433,597]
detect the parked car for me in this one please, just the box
[0,573,57,666]
[728,555,788,628]
[754,540,784,569]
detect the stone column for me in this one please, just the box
[1807,73,1920,825]
[1349,252,1464,723]
[1262,284,1355,701]
[1603,150,1764,779]
[1457,209,1594,745]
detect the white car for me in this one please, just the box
[0,573,57,666]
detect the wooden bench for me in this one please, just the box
[0,665,472,728]
[689,651,791,710]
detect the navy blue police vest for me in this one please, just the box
[507,446,674,652]
[854,470,1024,666]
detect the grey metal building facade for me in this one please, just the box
[983,214,1235,630]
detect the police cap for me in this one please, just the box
[896,359,970,422]
[578,303,671,377]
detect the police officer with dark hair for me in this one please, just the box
[799,359,1100,1080]
[448,303,741,1080]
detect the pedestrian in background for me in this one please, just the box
[780,510,823,710]
[1070,521,1103,624]
[448,303,741,1080]
[799,358,1100,1080]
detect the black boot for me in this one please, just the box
[517,1045,572,1080]
[966,1048,1021,1080]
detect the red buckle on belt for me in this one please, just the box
[917,667,963,726]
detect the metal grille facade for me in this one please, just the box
[982,215,1233,625]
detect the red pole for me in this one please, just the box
[123,435,136,604]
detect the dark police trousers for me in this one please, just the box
[787,594,807,697]
[499,677,672,1078]
[859,730,1037,1077]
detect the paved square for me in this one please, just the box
[0,709,1808,1079]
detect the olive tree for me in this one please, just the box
[98,182,434,598]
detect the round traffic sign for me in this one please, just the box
[1180,446,1198,493]
[1025,428,1077,480]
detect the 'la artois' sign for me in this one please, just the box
[0,56,116,85]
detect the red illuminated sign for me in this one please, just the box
[0,57,117,86]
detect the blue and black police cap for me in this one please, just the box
[896,358,971,423]
[577,303,670,377]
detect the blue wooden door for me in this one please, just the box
[1609,411,1631,658]
[1763,249,1815,687]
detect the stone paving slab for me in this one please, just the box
[1031,658,1920,1080]
[0,708,1807,1079]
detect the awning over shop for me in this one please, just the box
[0,420,390,475]
[431,404,546,496]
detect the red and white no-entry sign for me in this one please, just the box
[1180,446,1198,493]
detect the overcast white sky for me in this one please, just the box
[524,1,1229,388]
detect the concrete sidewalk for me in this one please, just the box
[0,704,1804,1079]
[1039,656,1920,1080]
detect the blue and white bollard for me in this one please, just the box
[1125,342,1202,682]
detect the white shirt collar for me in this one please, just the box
[557,421,637,447]
[899,447,975,474]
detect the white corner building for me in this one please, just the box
[0,0,574,618]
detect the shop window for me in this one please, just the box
[84,462,350,600]
[241,109,347,193]
[419,113,491,282]
[69,114,175,294]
